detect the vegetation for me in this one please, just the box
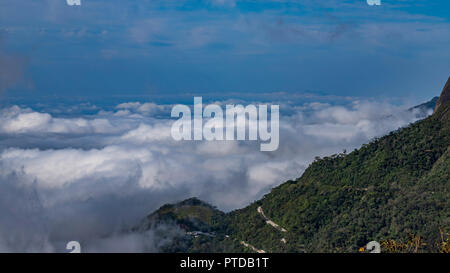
[144,82,450,253]
[220,96,449,253]
[142,197,224,233]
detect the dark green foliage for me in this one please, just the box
[220,100,449,253]
[144,197,224,233]
[146,94,450,253]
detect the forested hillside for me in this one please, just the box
[145,78,450,253]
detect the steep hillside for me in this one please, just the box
[435,77,450,113]
[135,197,247,252]
[144,78,450,253]
[220,79,450,253]
[141,197,224,233]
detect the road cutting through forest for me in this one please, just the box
[257,206,288,244]
[257,206,288,232]
[239,206,289,253]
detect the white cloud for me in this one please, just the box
[0,98,429,252]
[0,106,117,134]
[120,123,173,142]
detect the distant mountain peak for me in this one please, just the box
[409,96,439,119]
[434,77,450,113]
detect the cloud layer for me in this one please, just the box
[0,98,431,252]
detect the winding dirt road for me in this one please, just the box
[257,206,287,232]
[239,241,266,253]
[239,206,289,253]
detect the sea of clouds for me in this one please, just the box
[0,98,432,252]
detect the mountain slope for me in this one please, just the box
[144,78,450,253]
[223,79,450,253]
[141,197,224,233]
[435,77,450,113]
[221,108,448,252]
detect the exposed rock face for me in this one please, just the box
[435,77,450,113]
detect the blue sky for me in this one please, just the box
[1,0,450,103]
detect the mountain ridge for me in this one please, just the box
[435,77,450,113]
[143,78,450,253]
